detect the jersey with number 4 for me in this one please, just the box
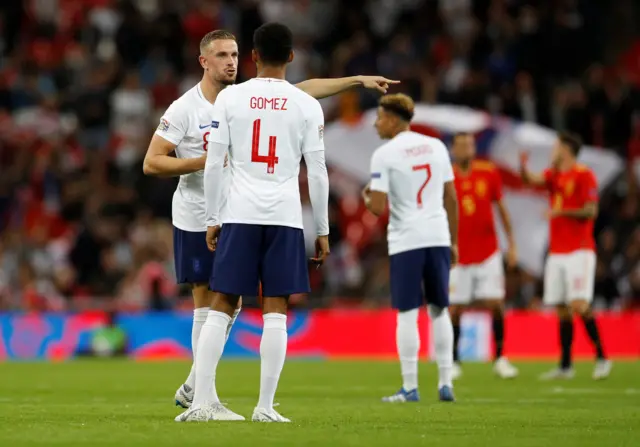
[369,131,454,256]
[207,78,325,229]
[155,83,218,232]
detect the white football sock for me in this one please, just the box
[185,307,209,389]
[428,305,454,389]
[257,313,287,411]
[396,308,420,391]
[192,310,230,407]
[225,307,241,342]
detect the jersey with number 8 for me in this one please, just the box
[369,131,454,256]
[155,83,222,232]
[207,78,324,229]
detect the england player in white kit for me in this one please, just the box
[175,23,330,423]
[363,94,458,403]
[143,30,400,409]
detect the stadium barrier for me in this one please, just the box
[0,310,638,361]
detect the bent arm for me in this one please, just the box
[365,191,387,217]
[143,134,205,177]
[204,141,227,227]
[555,201,599,220]
[519,160,547,187]
[303,150,330,236]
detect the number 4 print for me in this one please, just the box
[251,119,279,174]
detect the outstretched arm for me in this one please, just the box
[296,75,400,99]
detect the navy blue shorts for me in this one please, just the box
[173,227,214,284]
[389,246,451,311]
[211,223,310,297]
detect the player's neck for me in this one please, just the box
[199,76,224,104]
[455,161,472,174]
[256,65,287,80]
[559,158,576,172]
[389,125,410,139]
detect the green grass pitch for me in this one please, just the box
[0,360,638,446]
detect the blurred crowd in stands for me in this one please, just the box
[0,0,639,311]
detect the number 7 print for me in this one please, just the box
[413,163,431,207]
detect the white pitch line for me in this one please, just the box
[466,398,565,404]
[551,387,640,395]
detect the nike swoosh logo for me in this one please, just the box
[199,124,211,129]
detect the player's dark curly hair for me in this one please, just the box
[253,22,293,65]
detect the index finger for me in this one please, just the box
[382,79,401,84]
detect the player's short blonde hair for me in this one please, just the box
[200,30,237,54]
[379,93,415,122]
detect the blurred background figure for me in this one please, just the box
[0,0,638,314]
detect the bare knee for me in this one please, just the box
[191,283,212,308]
[556,304,572,320]
[211,292,240,317]
[449,305,463,323]
[569,299,590,316]
[262,296,288,315]
[475,298,503,313]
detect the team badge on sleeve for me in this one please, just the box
[318,125,324,140]
[371,172,381,179]
[158,118,169,132]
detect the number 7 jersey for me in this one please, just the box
[207,78,325,229]
[369,131,454,255]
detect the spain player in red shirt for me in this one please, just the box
[449,133,518,379]
[520,132,611,380]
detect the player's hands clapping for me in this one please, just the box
[311,235,330,268]
[357,76,400,95]
[206,225,221,252]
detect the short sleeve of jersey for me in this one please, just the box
[208,88,230,146]
[369,150,389,193]
[579,170,598,203]
[492,167,503,201]
[301,98,325,154]
[155,102,187,146]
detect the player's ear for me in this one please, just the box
[251,49,258,64]
[288,50,294,63]
[198,55,207,71]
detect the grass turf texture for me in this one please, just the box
[0,360,638,446]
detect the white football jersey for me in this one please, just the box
[155,83,222,232]
[369,131,454,255]
[208,78,325,229]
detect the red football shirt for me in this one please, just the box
[454,160,502,265]
[544,165,597,254]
